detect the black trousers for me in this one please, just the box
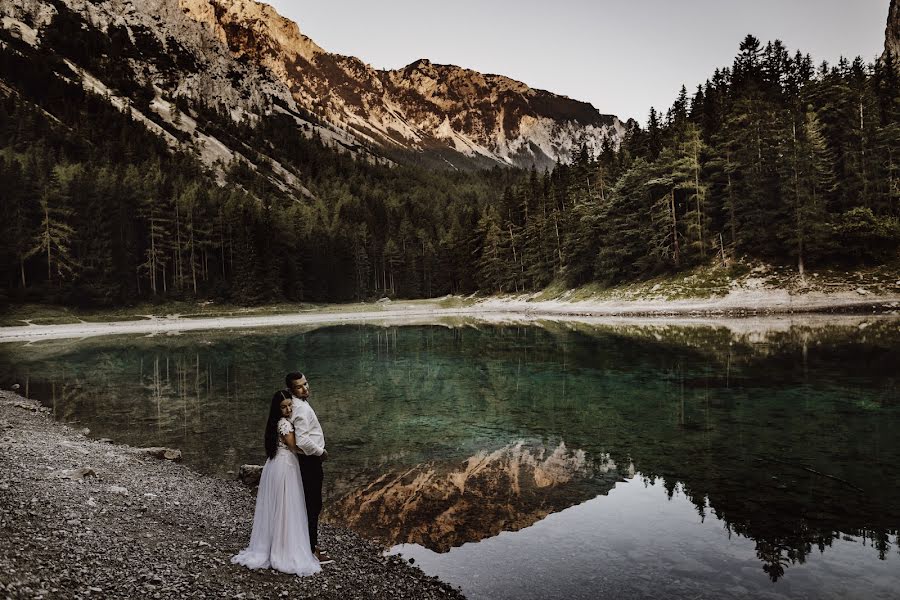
[298,454,323,550]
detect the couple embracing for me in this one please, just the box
[232,372,332,576]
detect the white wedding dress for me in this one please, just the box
[231,418,321,576]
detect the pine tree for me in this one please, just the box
[475,206,507,293]
[720,93,783,257]
[27,165,78,286]
[1,156,40,289]
[226,197,263,305]
[669,85,689,131]
[137,163,173,296]
[594,159,656,283]
[352,226,371,301]
[672,123,709,261]
[383,238,400,296]
[649,185,680,269]
[175,182,206,295]
[73,164,118,302]
[647,107,663,160]
[778,109,836,275]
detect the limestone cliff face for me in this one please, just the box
[1,0,297,119]
[1,0,625,169]
[178,0,626,168]
[886,0,900,63]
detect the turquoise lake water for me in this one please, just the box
[1,317,898,599]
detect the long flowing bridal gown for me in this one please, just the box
[231,418,321,576]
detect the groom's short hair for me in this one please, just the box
[286,372,305,387]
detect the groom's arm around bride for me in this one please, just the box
[286,372,331,563]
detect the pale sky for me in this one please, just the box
[264,1,890,124]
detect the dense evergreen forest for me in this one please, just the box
[1,19,898,307]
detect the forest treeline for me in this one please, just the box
[485,35,900,293]
[1,20,898,307]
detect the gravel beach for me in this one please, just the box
[0,390,465,599]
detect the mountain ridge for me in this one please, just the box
[0,0,626,171]
[886,0,900,62]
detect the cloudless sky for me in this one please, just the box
[264,1,890,124]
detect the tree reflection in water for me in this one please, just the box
[2,316,898,584]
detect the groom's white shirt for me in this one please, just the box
[291,395,325,457]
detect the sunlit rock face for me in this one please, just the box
[1,0,625,169]
[886,0,900,64]
[178,0,627,169]
[329,441,631,552]
[1,0,297,118]
[377,59,626,169]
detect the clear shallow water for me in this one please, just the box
[392,476,900,600]
[1,318,898,599]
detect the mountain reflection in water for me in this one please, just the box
[330,441,628,551]
[1,317,898,597]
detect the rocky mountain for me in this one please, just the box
[0,0,626,174]
[886,0,900,63]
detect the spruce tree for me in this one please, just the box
[28,165,78,286]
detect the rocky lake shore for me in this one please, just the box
[0,390,464,599]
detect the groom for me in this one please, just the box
[286,371,331,564]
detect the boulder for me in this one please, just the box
[139,447,183,462]
[238,464,263,487]
[50,467,96,481]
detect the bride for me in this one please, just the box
[231,391,321,576]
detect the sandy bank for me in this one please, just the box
[0,390,463,599]
[478,288,900,316]
[1,287,899,342]
[0,306,476,342]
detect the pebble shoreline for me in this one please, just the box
[0,390,465,599]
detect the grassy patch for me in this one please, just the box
[436,296,480,309]
[512,259,900,305]
[529,280,571,302]
[523,265,734,303]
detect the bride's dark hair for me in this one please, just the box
[264,390,290,459]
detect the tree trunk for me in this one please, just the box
[719,233,727,268]
[726,155,737,247]
[671,189,680,267]
[553,211,563,269]
[860,99,868,206]
[44,203,51,283]
[598,167,606,203]
[508,223,519,293]
[189,213,197,295]
[692,141,704,258]
[175,203,183,291]
[220,213,227,281]
[792,121,805,282]
[149,213,157,295]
